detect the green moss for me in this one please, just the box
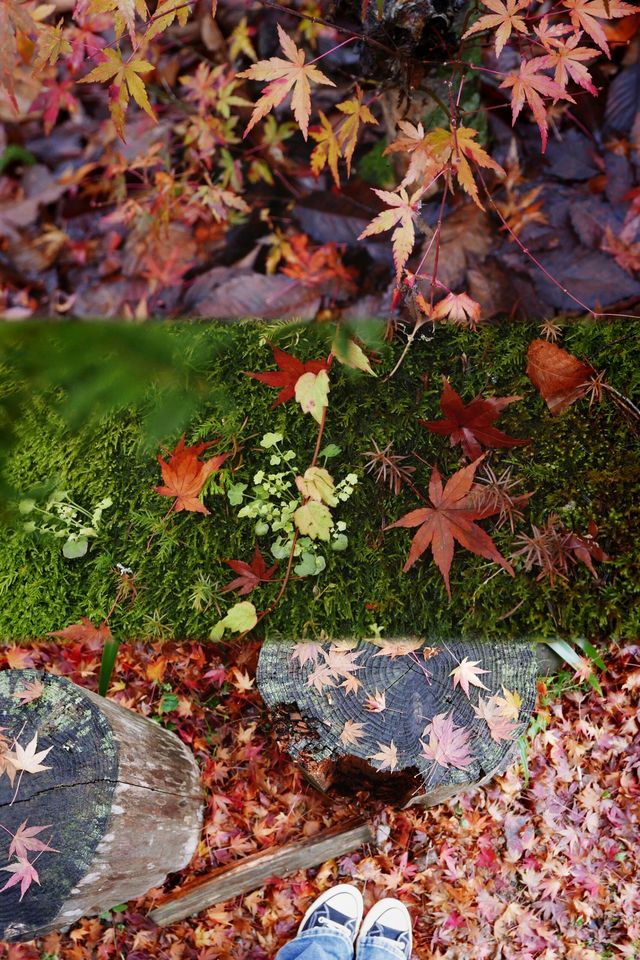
[0,320,638,647]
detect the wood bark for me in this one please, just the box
[149,818,375,927]
[0,670,203,942]
[257,637,539,807]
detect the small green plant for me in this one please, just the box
[228,431,358,578]
[19,490,112,559]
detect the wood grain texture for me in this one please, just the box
[257,637,537,806]
[149,819,375,927]
[0,670,203,942]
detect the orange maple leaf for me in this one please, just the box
[531,33,598,94]
[237,24,335,140]
[155,435,228,515]
[462,0,529,58]
[385,457,514,599]
[500,59,575,151]
[422,126,505,208]
[358,186,424,281]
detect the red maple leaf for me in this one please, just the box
[419,378,530,460]
[155,435,228,514]
[47,617,111,649]
[244,345,328,408]
[221,545,278,596]
[0,858,40,901]
[385,457,514,598]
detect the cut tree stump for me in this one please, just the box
[257,637,539,807]
[0,669,203,943]
[149,818,375,927]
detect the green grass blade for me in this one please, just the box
[98,636,121,696]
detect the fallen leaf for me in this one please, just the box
[385,457,514,599]
[369,740,398,772]
[0,858,40,901]
[47,617,111,648]
[221,545,278,596]
[450,657,490,698]
[294,368,330,423]
[8,821,57,860]
[474,695,520,741]
[155,435,228,514]
[6,733,53,775]
[12,680,45,705]
[244,344,327,408]
[421,712,473,769]
[419,378,529,460]
[526,339,596,413]
[339,719,367,747]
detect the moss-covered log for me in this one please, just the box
[257,637,537,806]
[0,670,203,943]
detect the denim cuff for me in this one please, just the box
[356,934,407,960]
[292,924,354,952]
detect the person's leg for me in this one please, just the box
[275,884,363,960]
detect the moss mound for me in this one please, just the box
[1,320,638,645]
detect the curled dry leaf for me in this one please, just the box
[526,338,597,413]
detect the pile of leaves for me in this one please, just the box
[0,637,638,959]
[1,0,640,319]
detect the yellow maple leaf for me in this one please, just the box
[80,49,156,140]
[335,86,377,176]
[384,120,445,188]
[358,186,424,281]
[424,125,505,208]
[33,19,72,71]
[237,23,335,140]
[462,0,529,58]
[310,111,342,186]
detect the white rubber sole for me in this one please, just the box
[356,897,412,955]
[298,882,364,939]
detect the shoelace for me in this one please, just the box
[318,916,350,934]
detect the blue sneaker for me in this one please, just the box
[356,898,412,959]
[298,883,364,943]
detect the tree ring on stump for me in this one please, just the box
[0,670,118,941]
[257,637,537,807]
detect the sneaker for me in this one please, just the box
[298,883,364,943]
[356,898,412,959]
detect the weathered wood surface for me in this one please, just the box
[0,670,203,942]
[149,818,375,927]
[257,637,538,807]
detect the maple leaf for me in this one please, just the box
[428,292,482,330]
[5,733,53,776]
[563,0,637,55]
[474,695,519,741]
[33,19,73,72]
[221,545,278,596]
[462,0,529,58]
[492,686,522,721]
[340,674,362,694]
[335,86,378,176]
[372,637,424,658]
[9,821,57,860]
[339,719,367,747]
[291,642,323,667]
[526,339,597,413]
[322,646,362,684]
[306,662,336,693]
[1,858,40,901]
[421,712,473,769]
[47,617,111,648]
[309,111,342,187]
[237,24,335,140]
[364,689,387,712]
[419,378,530,460]
[358,187,425,281]
[500,60,574,152]
[80,50,156,141]
[12,680,45,705]
[385,457,514,599]
[384,121,445,188]
[449,657,490,698]
[230,667,254,692]
[244,344,327,408]
[155,435,228,515]
[369,740,398,772]
[531,33,598,95]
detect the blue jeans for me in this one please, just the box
[275,926,407,960]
